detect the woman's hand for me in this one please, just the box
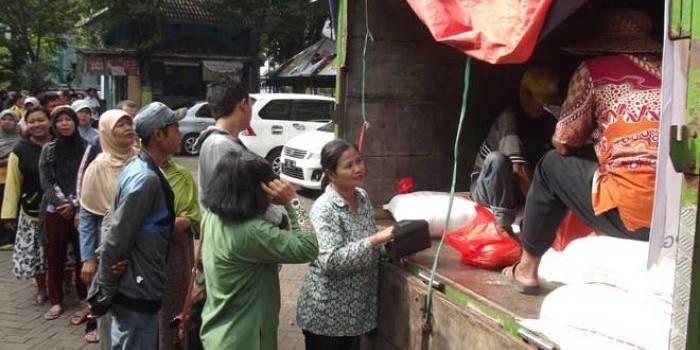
[261,179,297,205]
[81,260,97,286]
[369,226,394,247]
[57,204,73,220]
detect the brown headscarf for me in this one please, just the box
[79,109,138,215]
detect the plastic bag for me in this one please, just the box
[383,192,477,237]
[445,205,522,270]
[552,211,594,251]
[405,0,555,64]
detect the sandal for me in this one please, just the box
[84,330,99,343]
[501,263,541,295]
[70,309,89,326]
[44,304,63,320]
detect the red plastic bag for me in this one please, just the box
[445,205,522,270]
[405,0,555,64]
[395,177,415,194]
[552,211,594,251]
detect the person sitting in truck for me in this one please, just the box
[503,7,661,295]
[469,66,559,233]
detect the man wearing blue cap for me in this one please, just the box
[87,102,184,350]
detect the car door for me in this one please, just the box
[288,99,333,139]
[193,103,215,132]
[252,98,294,157]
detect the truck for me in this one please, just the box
[332,0,700,349]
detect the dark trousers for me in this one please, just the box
[303,330,357,350]
[520,148,650,257]
[471,152,523,227]
[45,212,86,305]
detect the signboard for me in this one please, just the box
[85,55,140,76]
[202,60,243,81]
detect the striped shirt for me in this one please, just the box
[472,107,528,176]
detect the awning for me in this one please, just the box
[273,37,336,78]
[406,0,556,64]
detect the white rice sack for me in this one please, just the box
[521,283,671,350]
[383,191,477,237]
[538,236,673,299]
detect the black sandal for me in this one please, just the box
[501,263,542,295]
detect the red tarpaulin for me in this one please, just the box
[406,0,555,64]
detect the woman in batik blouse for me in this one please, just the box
[296,139,394,350]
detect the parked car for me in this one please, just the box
[280,122,335,190]
[177,94,334,169]
[178,102,212,155]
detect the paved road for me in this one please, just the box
[0,156,312,350]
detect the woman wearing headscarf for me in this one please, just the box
[158,157,201,350]
[0,109,20,249]
[39,106,96,321]
[2,106,52,305]
[77,109,137,345]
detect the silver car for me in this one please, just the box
[178,102,213,155]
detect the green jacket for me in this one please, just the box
[200,206,318,350]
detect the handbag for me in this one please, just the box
[385,220,431,260]
[171,214,208,341]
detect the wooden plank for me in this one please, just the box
[404,241,555,320]
[369,262,535,349]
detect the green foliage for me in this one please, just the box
[207,0,329,64]
[0,0,83,92]
[86,0,163,54]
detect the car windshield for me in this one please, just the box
[318,122,334,132]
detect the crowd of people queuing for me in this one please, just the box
[0,7,662,350]
[0,77,394,350]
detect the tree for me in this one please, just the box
[0,0,83,92]
[212,0,329,65]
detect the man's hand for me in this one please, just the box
[81,260,97,286]
[552,139,575,156]
[57,204,73,220]
[110,260,128,278]
[261,179,297,205]
[513,163,533,195]
[171,217,192,244]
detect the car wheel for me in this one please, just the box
[181,133,200,156]
[266,147,283,175]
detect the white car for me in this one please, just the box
[280,122,335,190]
[178,94,334,172]
[241,93,334,174]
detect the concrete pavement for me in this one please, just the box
[0,156,311,350]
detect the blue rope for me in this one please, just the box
[424,57,472,324]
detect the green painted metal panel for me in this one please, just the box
[333,0,347,137]
[669,0,700,349]
[670,0,692,39]
[684,1,700,348]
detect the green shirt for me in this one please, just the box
[200,207,318,350]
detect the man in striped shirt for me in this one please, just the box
[470,67,559,231]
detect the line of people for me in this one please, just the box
[1,77,399,350]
